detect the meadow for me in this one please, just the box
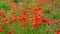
[0,0,60,34]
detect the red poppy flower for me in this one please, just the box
[38,0,47,5]
[42,17,48,23]
[12,17,17,22]
[31,6,43,14]
[36,14,42,19]
[21,9,28,15]
[0,12,4,17]
[41,1,46,5]
[10,10,15,17]
[32,14,42,23]
[20,23,26,27]
[55,28,60,34]
[2,18,8,22]
[20,22,28,27]
[0,24,3,32]
[32,22,38,27]
[34,16,39,23]
[2,17,12,23]
[18,15,27,21]
[31,7,39,14]
[9,0,13,2]
[49,18,55,24]
[8,30,13,34]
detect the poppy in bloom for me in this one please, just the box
[9,0,13,2]
[42,17,48,23]
[0,12,4,17]
[31,6,43,14]
[20,22,28,27]
[32,16,40,27]
[55,28,60,34]
[21,9,28,15]
[0,24,3,32]
[32,14,42,24]
[34,16,39,23]
[8,30,13,34]
[2,17,12,23]
[36,14,42,19]
[2,18,8,22]
[41,1,46,5]
[13,5,19,10]
[12,17,18,22]
[32,22,38,27]
[18,15,27,21]
[10,10,15,17]
[49,18,55,24]
[38,0,47,5]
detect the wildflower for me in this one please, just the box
[31,6,43,14]
[49,18,55,24]
[8,30,13,34]
[0,12,4,17]
[18,15,27,21]
[20,22,28,27]
[38,0,47,5]
[42,17,48,23]
[32,16,40,27]
[55,28,60,34]
[10,10,15,17]
[36,14,42,19]
[12,17,17,22]
[9,0,13,2]
[34,16,39,23]
[21,9,28,15]
[2,17,12,23]
[32,22,38,27]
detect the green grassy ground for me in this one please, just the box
[0,0,60,34]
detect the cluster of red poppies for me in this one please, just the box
[0,0,60,34]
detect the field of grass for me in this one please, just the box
[0,0,60,34]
